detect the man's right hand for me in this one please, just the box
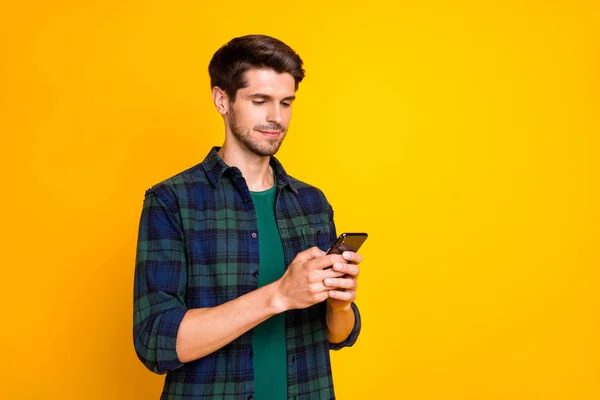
[274,246,347,311]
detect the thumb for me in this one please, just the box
[296,246,326,262]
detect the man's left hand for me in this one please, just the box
[324,251,361,310]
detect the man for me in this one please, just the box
[134,34,362,400]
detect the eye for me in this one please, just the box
[252,100,265,105]
[281,102,291,108]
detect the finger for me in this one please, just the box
[328,290,356,302]
[314,290,330,303]
[331,262,360,277]
[313,282,339,296]
[323,277,357,290]
[342,251,362,264]
[297,246,326,262]
[319,269,346,280]
[309,254,345,270]
[308,269,344,284]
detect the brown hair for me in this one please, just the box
[208,34,305,103]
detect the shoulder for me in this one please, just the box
[144,162,209,214]
[287,175,336,234]
[290,175,329,200]
[288,175,333,218]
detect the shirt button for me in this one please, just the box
[252,271,259,277]
[251,232,257,239]
[249,351,254,358]
[247,395,254,400]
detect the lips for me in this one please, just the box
[257,129,282,137]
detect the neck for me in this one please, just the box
[218,141,274,192]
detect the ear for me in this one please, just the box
[212,87,229,115]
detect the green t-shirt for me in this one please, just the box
[250,176,288,400]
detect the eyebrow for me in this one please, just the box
[249,93,296,102]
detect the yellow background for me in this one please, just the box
[1,1,599,399]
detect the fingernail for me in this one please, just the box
[324,278,332,286]
[343,252,351,259]
[333,263,342,271]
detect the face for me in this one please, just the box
[226,69,296,157]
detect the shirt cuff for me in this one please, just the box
[329,302,361,351]
[153,307,188,374]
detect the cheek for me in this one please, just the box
[283,109,292,125]
[236,106,262,129]
[247,106,267,126]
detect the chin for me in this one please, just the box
[254,140,285,157]
[254,148,279,157]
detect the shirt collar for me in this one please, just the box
[202,146,298,195]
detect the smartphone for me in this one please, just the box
[326,232,368,255]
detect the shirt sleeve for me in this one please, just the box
[133,189,188,374]
[325,202,363,350]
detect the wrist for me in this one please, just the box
[268,279,289,314]
[327,298,353,313]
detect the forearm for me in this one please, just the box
[176,281,286,363]
[326,301,355,344]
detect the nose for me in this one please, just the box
[266,104,283,126]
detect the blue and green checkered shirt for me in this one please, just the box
[133,147,361,399]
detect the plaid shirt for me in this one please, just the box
[134,147,361,399]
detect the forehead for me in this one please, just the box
[239,69,295,98]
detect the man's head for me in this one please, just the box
[209,35,305,156]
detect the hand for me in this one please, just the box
[325,251,362,311]
[275,247,346,311]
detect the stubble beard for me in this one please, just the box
[228,108,287,157]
